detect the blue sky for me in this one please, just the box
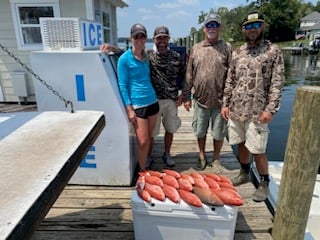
[117,0,318,39]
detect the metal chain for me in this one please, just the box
[0,42,74,113]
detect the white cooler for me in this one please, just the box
[131,191,238,240]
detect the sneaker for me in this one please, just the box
[252,180,269,202]
[231,169,250,186]
[162,152,175,167]
[208,160,228,174]
[195,156,207,170]
[146,156,153,169]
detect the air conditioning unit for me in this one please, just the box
[40,17,104,51]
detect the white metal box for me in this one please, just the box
[131,191,238,240]
[11,72,28,97]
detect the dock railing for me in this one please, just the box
[281,46,309,55]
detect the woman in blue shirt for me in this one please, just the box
[117,23,159,171]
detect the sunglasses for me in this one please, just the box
[244,22,262,30]
[205,22,220,29]
[134,34,146,40]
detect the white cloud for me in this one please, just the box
[138,8,152,14]
[117,11,128,17]
[156,0,199,10]
[142,15,160,20]
[177,0,199,6]
[166,10,191,19]
[156,3,180,9]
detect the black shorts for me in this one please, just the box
[135,102,159,119]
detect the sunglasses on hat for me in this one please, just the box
[244,22,262,30]
[205,22,220,29]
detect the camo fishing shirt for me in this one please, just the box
[222,40,284,122]
[182,39,232,109]
[148,49,186,100]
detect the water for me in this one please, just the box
[118,41,154,50]
[268,54,320,161]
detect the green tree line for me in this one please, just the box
[192,0,320,43]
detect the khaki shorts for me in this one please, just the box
[192,102,227,140]
[227,119,270,154]
[153,99,181,137]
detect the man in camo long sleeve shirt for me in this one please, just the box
[182,12,232,172]
[221,11,284,202]
[148,26,186,167]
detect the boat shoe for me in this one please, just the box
[195,156,207,171]
[162,152,175,167]
[252,180,269,202]
[146,156,154,169]
[207,160,230,174]
[231,169,250,186]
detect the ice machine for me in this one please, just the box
[30,18,136,186]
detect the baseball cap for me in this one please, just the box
[243,11,264,25]
[154,26,170,38]
[204,13,221,25]
[130,23,147,37]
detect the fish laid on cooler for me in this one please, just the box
[178,177,193,192]
[217,181,236,190]
[162,169,181,178]
[145,175,164,187]
[204,173,221,182]
[190,172,204,180]
[162,183,180,203]
[178,189,203,207]
[193,177,210,189]
[136,187,151,203]
[218,175,233,184]
[135,170,243,207]
[192,186,224,206]
[211,188,244,206]
[162,174,179,189]
[203,176,221,190]
[144,182,166,201]
[180,173,195,184]
[145,170,163,178]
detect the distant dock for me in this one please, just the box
[281,46,309,55]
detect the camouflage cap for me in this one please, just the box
[243,11,264,25]
[204,13,221,25]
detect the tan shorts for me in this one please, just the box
[153,99,181,137]
[227,119,270,154]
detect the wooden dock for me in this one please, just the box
[281,46,309,55]
[0,103,274,239]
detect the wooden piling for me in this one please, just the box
[272,86,320,240]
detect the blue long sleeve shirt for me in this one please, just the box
[117,48,157,108]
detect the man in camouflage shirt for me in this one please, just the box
[221,11,284,202]
[100,26,186,168]
[148,26,186,167]
[182,12,232,172]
